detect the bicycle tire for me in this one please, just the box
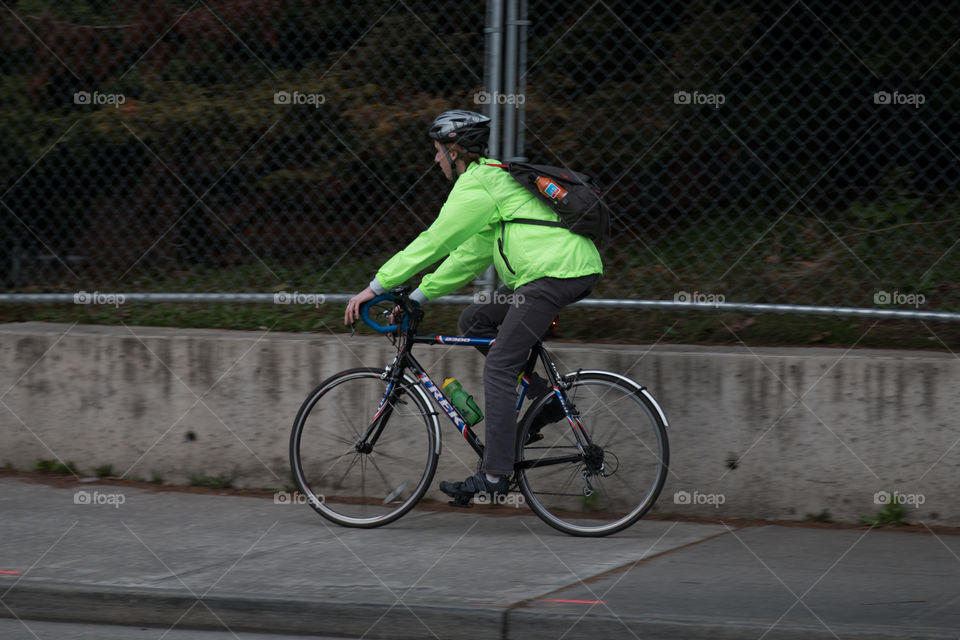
[515,371,669,537]
[290,367,440,528]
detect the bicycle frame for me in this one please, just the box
[361,329,591,473]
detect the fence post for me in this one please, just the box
[515,0,529,161]
[476,0,507,296]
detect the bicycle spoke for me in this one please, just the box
[364,449,416,462]
[314,430,357,448]
[518,373,668,536]
[334,452,363,490]
[359,456,367,507]
[290,369,439,527]
[334,404,372,444]
[544,464,582,498]
[310,447,360,487]
[365,453,403,500]
[581,396,666,466]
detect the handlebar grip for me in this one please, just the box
[359,293,400,334]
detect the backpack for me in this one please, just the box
[485,162,611,247]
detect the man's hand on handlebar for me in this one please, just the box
[345,286,376,326]
[389,305,403,325]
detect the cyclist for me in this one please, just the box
[344,109,602,503]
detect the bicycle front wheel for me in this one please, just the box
[516,371,669,536]
[290,368,440,528]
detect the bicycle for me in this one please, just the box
[289,287,669,536]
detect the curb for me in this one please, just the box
[1,580,504,639]
[4,580,957,640]
[507,609,959,640]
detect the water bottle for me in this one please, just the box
[442,378,483,425]
[535,176,569,204]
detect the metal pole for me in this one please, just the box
[515,0,529,161]
[3,293,960,323]
[484,0,503,159]
[477,0,505,295]
[502,0,518,161]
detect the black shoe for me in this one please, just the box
[439,472,509,507]
[522,393,568,445]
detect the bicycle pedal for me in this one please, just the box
[525,433,544,445]
[447,495,473,508]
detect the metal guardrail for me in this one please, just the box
[1,293,957,323]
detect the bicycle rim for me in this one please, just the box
[290,368,439,527]
[517,372,669,536]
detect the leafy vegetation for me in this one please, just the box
[2,1,958,343]
[31,458,78,475]
[93,463,116,478]
[187,471,235,489]
[861,496,910,527]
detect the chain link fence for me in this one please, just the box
[1,0,958,314]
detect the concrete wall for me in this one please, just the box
[1,322,957,524]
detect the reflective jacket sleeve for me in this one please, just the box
[417,226,495,300]
[374,173,495,292]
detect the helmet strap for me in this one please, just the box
[441,145,459,182]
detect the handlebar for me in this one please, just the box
[358,288,422,335]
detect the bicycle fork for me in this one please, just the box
[355,355,410,454]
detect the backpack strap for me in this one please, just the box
[508,217,564,228]
[484,162,565,229]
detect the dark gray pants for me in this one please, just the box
[458,274,599,476]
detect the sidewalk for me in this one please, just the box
[1,477,958,639]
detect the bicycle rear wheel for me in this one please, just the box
[290,367,440,528]
[516,371,669,536]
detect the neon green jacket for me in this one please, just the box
[370,158,602,302]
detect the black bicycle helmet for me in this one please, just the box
[429,110,491,154]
